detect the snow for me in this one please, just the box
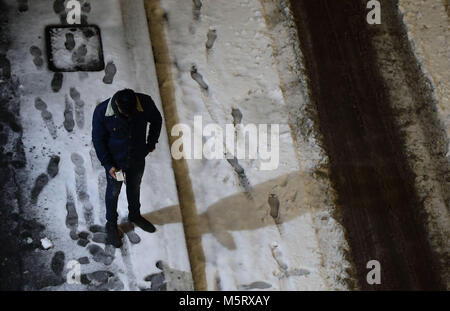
[3,0,355,291]
[259,0,352,290]
[397,0,449,152]
[157,0,349,290]
[6,0,192,290]
[40,237,54,250]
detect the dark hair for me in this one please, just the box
[115,89,136,116]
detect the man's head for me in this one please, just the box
[114,89,136,118]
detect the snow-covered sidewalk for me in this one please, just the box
[6,0,192,290]
[152,0,350,290]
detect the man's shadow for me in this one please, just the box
[119,170,316,250]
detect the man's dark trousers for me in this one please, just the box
[105,158,145,224]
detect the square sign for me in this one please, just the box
[46,25,105,72]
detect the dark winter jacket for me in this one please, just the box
[92,93,162,172]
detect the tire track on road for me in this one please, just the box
[289,0,445,290]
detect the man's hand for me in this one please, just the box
[147,144,155,155]
[109,167,118,180]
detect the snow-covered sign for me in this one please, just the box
[46,25,105,72]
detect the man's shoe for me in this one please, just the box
[106,222,123,248]
[128,214,156,233]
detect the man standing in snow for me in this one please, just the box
[92,89,162,248]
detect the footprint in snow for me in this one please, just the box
[69,87,85,129]
[126,230,141,244]
[0,54,11,79]
[270,243,310,279]
[192,0,202,21]
[65,188,79,240]
[82,270,124,291]
[63,95,75,133]
[53,0,65,14]
[72,44,87,65]
[89,146,102,171]
[190,65,209,91]
[89,224,106,234]
[81,2,91,14]
[51,72,63,93]
[34,97,58,139]
[239,281,272,290]
[268,193,280,224]
[30,155,60,205]
[30,173,49,205]
[71,152,94,226]
[29,46,43,69]
[142,260,194,291]
[17,0,28,12]
[231,108,243,126]
[50,251,65,276]
[47,155,60,178]
[88,244,115,266]
[97,173,107,224]
[206,29,217,49]
[64,33,75,51]
[117,221,142,245]
[103,61,117,84]
[92,232,108,244]
[53,0,67,24]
